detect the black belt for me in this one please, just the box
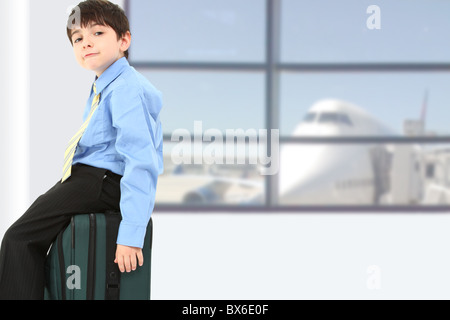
[75,163,123,182]
[105,170,122,182]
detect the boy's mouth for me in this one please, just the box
[84,53,99,59]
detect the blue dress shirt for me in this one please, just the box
[72,57,163,248]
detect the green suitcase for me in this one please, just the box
[44,211,152,300]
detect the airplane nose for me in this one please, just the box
[279,144,332,204]
[278,144,374,205]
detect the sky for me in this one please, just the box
[127,0,450,137]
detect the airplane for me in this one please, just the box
[276,98,397,205]
[159,98,422,206]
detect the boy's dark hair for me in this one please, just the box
[67,0,130,59]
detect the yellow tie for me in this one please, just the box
[61,82,101,183]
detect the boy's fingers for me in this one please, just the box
[137,250,144,267]
[131,254,137,271]
[116,255,125,273]
[114,246,143,273]
[124,255,131,273]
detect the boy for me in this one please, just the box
[0,0,163,300]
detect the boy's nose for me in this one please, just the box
[83,39,94,49]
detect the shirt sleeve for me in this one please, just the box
[109,84,163,248]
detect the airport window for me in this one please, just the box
[128,0,265,63]
[139,70,265,135]
[126,0,450,211]
[280,72,450,137]
[281,0,450,63]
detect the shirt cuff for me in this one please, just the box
[116,221,148,248]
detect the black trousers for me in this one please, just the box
[0,164,122,300]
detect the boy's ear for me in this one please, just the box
[120,31,131,53]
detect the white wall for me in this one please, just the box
[1,0,450,300]
[0,0,30,240]
[151,212,450,300]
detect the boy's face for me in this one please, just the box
[70,23,131,77]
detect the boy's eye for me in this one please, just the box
[74,37,82,44]
[94,32,103,36]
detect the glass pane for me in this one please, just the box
[156,141,265,205]
[129,0,266,62]
[278,142,450,206]
[281,0,450,63]
[280,72,450,137]
[140,70,265,135]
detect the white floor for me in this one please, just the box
[150,212,450,300]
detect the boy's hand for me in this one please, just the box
[114,244,144,273]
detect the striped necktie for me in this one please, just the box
[61,82,101,182]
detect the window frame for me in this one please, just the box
[125,0,450,213]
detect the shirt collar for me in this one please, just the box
[93,57,129,95]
